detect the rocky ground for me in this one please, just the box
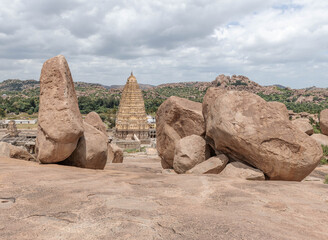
[1,154,328,240]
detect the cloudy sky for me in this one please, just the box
[0,0,327,88]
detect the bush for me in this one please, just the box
[313,123,321,134]
[322,145,328,156]
[324,175,328,184]
[231,80,247,86]
[320,157,328,165]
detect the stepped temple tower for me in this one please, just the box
[115,73,149,140]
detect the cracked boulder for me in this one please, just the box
[186,154,229,174]
[173,135,211,174]
[202,88,322,181]
[62,122,108,169]
[156,96,205,169]
[36,55,83,163]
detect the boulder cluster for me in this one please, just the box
[35,55,121,169]
[309,109,328,148]
[156,87,324,181]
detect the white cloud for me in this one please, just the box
[0,0,327,88]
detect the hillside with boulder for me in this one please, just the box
[1,74,328,118]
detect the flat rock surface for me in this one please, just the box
[0,155,328,240]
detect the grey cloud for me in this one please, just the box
[0,0,327,88]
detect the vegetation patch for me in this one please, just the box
[124,146,146,153]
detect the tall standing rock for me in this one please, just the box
[156,96,205,168]
[320,109,328,136]
[203,88,322,181]
[36,55,84,163]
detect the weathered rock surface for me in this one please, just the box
[1,156,328,240]
[173,135,210,174]
[36,55,83,164]
[292,118,313,135]
[220,161,265,180]
[311,133,328,147]
[84,112,107,135]
[0,142,35,161]
[108,144,123,163]
[186,154,229,174]
[9,145,36,162]
[0,142,10,157]
[320,109,328,135]
[203,88,323,181]
[62,122,108,169]
[156,96,205,168]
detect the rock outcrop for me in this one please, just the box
[292,118,314,135]
[311,134,328,147]
[186,154,228,174]
[0,142,36,162]
[203,88,322,181]
[220,161,265,180]
[62,122,108,169]
[36,55,83,164]
[9,145,36,162]
[173,135,210,174]
[85,112,107,135]
[156,96,205,169]
[108,144,123,163]
[320,109,328,135]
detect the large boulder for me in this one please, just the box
[173,135,210,174]
[186,154,229,174]
[203,88,323,181]
[292,118,313,135]
[311,134,328,147]
[36,55,83,164]
[0,142,36,161]
[108,144,123,163]
[320,109,328,135]
[156,96,205,168]
[85,112,107,135]
[62,122,108,169]
[219,162,265,180]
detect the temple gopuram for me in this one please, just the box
[115,73,150,143]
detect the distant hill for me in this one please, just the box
[272,84,287,89]
[0,79,154,93]
[1,75,328,116]
[0,79,39,91]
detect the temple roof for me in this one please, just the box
[127,72,136,83]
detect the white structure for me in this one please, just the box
[3,119,37,124]
[147,115,156,124]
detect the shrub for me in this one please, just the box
[320,157,328,165]
[231,80,247,86]
[322,145,328,156]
